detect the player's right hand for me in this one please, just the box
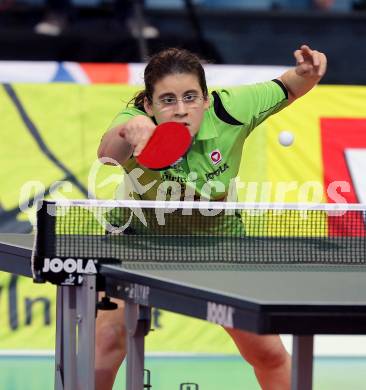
[118,115,156,157]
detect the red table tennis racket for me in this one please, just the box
[136,121,192,170]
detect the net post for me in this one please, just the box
[37,200,56,255]
[33,200,56,283]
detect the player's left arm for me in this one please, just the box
[279,45,327,104]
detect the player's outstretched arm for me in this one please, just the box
[97,115,156,165]
[279,44,327,104]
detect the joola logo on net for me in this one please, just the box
[42,258,98,274]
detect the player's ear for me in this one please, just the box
[144,97,154,117]
[203,94,210,110]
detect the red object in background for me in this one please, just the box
[79,63,129,84]
[321,118,366,236]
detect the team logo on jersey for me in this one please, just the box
[209,149,222,165]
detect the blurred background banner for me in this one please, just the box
[1,81,365,352]
[0,61,289,84]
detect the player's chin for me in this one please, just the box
[188,124,200,136]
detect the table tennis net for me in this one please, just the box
[36,200,366,265]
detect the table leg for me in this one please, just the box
[54,286,77,390]
[54,286,63,390]
[291,335,314,390]
[54,277,97,390]
[76,275,97,390]
[125,302,151,390]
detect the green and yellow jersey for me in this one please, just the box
[109,80,288,202]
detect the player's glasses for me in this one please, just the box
[154,94,204,111]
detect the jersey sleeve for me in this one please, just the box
[108,105,147,129]
[215,80,288,133]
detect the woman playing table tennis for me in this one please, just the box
[97,45,327,390]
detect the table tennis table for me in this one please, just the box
[1,232,366,390]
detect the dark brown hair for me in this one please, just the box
[131,48,208,111]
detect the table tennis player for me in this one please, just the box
[97,45,327,390]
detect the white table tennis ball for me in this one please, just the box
[278,131,294,147]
